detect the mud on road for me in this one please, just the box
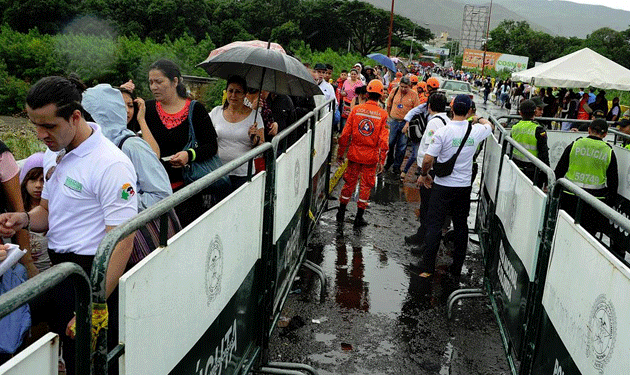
[267,165,510,374]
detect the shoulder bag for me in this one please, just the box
[433,123,472,178]
[181,100,232,195]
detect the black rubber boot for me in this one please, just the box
[336,204,347,223]
[354,208,368,227]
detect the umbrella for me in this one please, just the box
[198,44,322,97]
[205,40,286,60]
[367,53,397,73]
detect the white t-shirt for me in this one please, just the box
[210,106,257,177]
[426,119,492,187]
[417,112,449,163]
[42,122,138,255]
[317,80,338,107]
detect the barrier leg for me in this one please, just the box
[263,361,320,375]
[447,288,485,320]
[257,368,313,375]
[302,260,326,301]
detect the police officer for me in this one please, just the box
[336,80,389,227]
[510,99,549,187]
[414,95,494,278]
[554,118,618,238]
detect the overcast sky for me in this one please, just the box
[568,0,630,11]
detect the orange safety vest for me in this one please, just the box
[338,100,389,165]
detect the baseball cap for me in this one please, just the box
[452,94,472,113]
[590,118,608,134]
[531,97,547,108]
[314,63,327,71]
[520,99,536,115]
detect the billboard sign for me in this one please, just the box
[462,48,529,72]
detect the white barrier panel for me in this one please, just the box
[495,156,546,280]
[546,131,615,170]
[274,131,311,242]
[613,145,630,200]
[538,211,630,374]
[312,111,332,177]
[119,173,266,375]
[482,133,502,203]
[0,333,58,375]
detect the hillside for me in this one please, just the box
[363,0,629,39]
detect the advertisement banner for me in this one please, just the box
[462,48,529,72]
[533,210,630,374]
[119,173,266,375]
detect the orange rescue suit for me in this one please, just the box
[337,100,389,166]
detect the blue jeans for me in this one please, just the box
[386,119,408,171]
[403,142,419,173]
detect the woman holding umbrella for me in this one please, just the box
[210,75,264,190]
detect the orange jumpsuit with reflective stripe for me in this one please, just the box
[337,100,389,209]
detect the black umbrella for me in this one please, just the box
[198,45,322,97]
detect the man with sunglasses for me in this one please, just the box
[0,76,137,375]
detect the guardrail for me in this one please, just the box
[464,114,630,374]
[1,98,334,375]
[0,263,91,374]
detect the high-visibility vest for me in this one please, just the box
[566,137,612,190]
[511,120,539,162]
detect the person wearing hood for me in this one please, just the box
[82,84,172,211]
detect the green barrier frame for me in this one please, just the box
[463,115,556,375]
[520,178,630,374]
[90,100,333,375]
[475,115,630,374]
[0,263,92,374]
[91,142,277,375]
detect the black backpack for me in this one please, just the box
[408,114,446,143]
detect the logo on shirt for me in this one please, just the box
[64,177,83,192]
[121,183,135,200]
[358,119,375,136]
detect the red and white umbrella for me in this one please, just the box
[205,40,286,60]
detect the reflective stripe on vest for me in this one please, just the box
[511,120,538,162]
[565,137,611,189]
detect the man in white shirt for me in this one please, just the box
[414,94,494,279]
[314,63,338,108]
[403,93,449,252]
[0,76,137,374]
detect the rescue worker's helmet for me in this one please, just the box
[410,75,419,84]
[418,81,427,92]
[426,77,440,89]
[366,79,384,95]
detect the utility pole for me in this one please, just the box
[481,0,493,77]
[409,26,415,62]
[387,0,395,57]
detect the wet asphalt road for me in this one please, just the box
[266,88,513,374]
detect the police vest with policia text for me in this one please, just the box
[510,120,540,162]
[566,137,612,191]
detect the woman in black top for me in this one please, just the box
[140,59,218,189]
[140,59,219,225]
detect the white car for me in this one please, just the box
[439,80,474,102]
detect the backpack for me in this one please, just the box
[408,113,446,143]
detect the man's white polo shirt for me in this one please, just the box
[426,119,492,187]
[42,122,138,255]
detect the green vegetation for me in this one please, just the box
[488,20,630,70]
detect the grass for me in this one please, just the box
[0,117,45,160]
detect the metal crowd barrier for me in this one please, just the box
[462,114,630,374]
[0,263,91,374]
[1,99,334,375]
[90,99,334,374]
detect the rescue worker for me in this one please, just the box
[510,99,549,187]
[410,75,419,92]
[554,118,618,240]
[384,77,420,175]
[413,95,494,278]
[417,81,428,104]
[336,80,389,227]
[388,71,403,93]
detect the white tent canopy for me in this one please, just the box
[511,48,630,90]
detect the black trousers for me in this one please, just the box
[31,251,119,375]
[421,184,472,275]
[413,170,436,243]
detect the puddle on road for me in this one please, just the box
[314,333,337,345]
